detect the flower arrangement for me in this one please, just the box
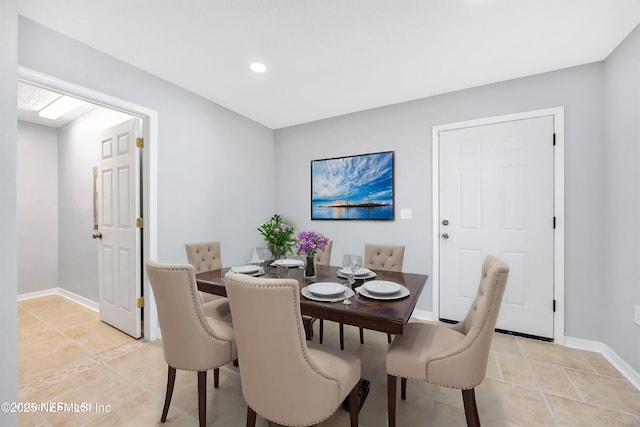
[295,231,328,256]
[257,214,296,259]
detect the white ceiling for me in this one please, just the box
[17,82,98,128]
[17,0,640,129]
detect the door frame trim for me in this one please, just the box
[431,107,565,344]
[18,66,160,341]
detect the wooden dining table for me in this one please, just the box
[196,264,429,337]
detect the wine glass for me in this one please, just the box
[350,255,363,281]
[342,254,354,284]
[256,248,271,274]
[341,255,354,305]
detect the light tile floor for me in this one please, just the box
[17,295,640,426]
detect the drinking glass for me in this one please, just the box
[350,255,363,280]
[342,254,354,305]
[256,248,271,274]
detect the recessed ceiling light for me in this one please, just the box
[250,62,267,73]
[38,95,83,120]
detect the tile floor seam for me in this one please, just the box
[541,391,561,427]
[546,390,640,420]
[492,350,506,382]
[561,366,587,403]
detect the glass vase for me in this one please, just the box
[305,255,316,279]
[268,244,286,261]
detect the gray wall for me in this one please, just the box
[17,122,58,294]
[603,26,640,373]
[275,63,606,342]
[0,0,19,423]
[18,16,275,267]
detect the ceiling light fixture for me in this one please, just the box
[250,62,267,73]
[38,95,83,120]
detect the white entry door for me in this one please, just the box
[439,115,554,339]
[97,118,142,338]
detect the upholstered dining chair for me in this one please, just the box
[327,243,406,349]
[224,272,362,427]
[386,255,509,427]
[359,244,406,344]
[314,238,333,266]
[145,261,237,427]
[364,243,405,272]
[310,239,333,344]
[185,241,232,322]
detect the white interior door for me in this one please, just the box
[439,115,554,339]
[97,118,142,338]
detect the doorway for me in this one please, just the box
[431,107,565,343]
[17,67,160,341]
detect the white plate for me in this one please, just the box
[301,286,355,302]
[338,267,371,277]
[271,259,304,268]
[337,270,376,280]
[307,282,346,297]
[356,284,410,300]
[364,280,401,295]
[231,265,260,274]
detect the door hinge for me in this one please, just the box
[136,137,144,148]
[553,133,556,146]
[553,216,556,229]
[136,218,144,228]
[553,299,556,312]
[137,297,144,308]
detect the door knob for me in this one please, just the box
[442,219,449,226]
[92,232,103,240]
[441,233,449,239]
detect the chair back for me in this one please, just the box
[432,255,509,388]
[145,261,235,371]
[364,244,405,271]
[185,241,222,273]
[314,239,333,266]
[224,272,349,425]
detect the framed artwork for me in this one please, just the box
[311,151,394,220]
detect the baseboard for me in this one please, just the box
[565,336,640,391]
[17,288,58,301]
[18,287,99,312]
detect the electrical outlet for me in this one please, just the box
[635,305,640,326]
[400,209,412,219]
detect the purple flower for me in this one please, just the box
[295,231,328,255]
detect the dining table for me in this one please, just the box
[196,263,429,338]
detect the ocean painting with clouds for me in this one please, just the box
[311,151,394,220]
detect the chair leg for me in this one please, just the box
[319,319,324,344]
[161,366,176,422]
[302,316,314,340]
[246,406,257,427]
[349,381,359,427]
[213,367,220,388]
[401,377,407,400]
[198,371,207,427]
[462,388,481,427]
[359,327,364,344]
[387,333,392,343]
[387,374,397,427]
[339,323,345,350]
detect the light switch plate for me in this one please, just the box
[400,209,412,219]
